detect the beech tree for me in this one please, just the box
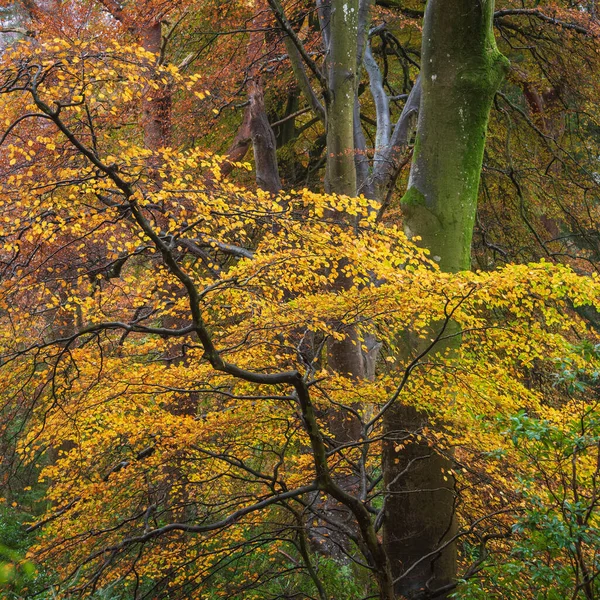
[0,1,600,600]
[384,2,508,596]
[264,0,509,595]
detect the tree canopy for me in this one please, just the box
[0,1,600,599]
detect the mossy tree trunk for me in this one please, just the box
[382,1,508,598]
[267,1,506,594]
[324,0,359,198]
[400,1,507,273]
[324,0,366,380]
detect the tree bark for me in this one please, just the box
[382,1,508,598]
[141,21,171,151]
[401,0,507,273]
[248,77,282,194]
[324,0,359,197]
[371,76,421,205]
[95,3,172,152]
[322,0,366,380]
[219,108,252,180]
[248,3,282,194]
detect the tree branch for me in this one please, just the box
[267,0,328,91]
[494,8,594,36]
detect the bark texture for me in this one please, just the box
[324,0,359,197]
[248,77,282,194]
[96,4,171,152]
[248,4,282,194]
[401,0,508,273]
[383,1,508,598]
[323,0,366,380]
[141,21,171,151]
[219,108,252,180]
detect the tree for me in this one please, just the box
[1,1,600,599]
[265,0,508,595]
[382,2,508,596]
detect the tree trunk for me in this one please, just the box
[400,0,507,273]
[141,21,171,151]
[383,1,508,598]
[248,77,282,194]
[94,4,171,152]
[323,0,366,380]
[324,0,359,198]
[219,108,252,180]
[248,3,282,194]
[309,0,375,568]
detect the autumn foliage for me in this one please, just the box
[0,1,599,599]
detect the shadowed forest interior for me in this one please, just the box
[1,1,600,599]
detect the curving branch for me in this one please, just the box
[364,33,391,160]
[267,0,327,90]
[16,57,403,599]
[371,75,421,204]
[494,8,595,36]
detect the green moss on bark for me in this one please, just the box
[387,1,509,597]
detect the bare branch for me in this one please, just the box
[494,8,595,36]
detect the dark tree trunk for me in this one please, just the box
[248,77,282,194]
[382,1,508,598]
[141,21,171,151]
[247,4,282,194]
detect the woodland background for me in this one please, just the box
[0,1,600,599]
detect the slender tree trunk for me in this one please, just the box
[324,0,358,198]
[382,1,508,598]
[324,0,366,380]
[248,2,282,194]
[307,0,375,567]
[141,21,171,151]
